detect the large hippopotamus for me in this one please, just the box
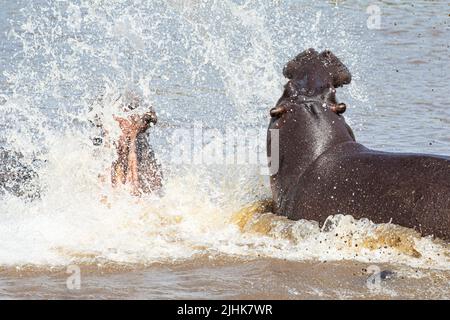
[267,48,450,240]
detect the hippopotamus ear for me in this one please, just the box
[319,50,352,87]
[283,48,319,79]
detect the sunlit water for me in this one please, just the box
[0,0,449,299]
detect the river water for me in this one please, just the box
[0,0,449,299]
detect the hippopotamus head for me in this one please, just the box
[267,49,355,214]
[282,48,351,97]
[120,91,158,125]
[269,48,354,130]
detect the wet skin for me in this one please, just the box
[267,49,450,240]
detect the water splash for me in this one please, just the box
[0,0,447,271]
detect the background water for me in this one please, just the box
[0,0,449,299]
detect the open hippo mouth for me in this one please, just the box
[283,48,352,90]
[270,48,352,118]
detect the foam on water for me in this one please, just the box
[0,0,448,270]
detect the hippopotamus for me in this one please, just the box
[0,90,162,200]
[90,91,163,196]
[111,108,163,196]
[267,48,450,240]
